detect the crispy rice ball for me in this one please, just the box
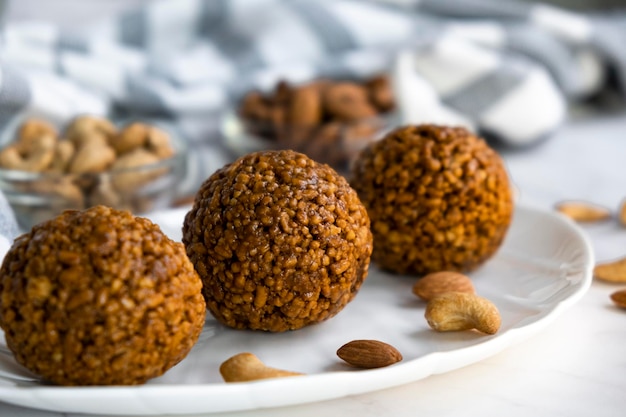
[0,206,206,386]
[183,150,372,332]
[350,125,513,275]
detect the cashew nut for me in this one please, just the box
[146,126,174,159]
[2,115,178,229]
[48,141,75,173]
[110,123,174,158]
[65,115,117,148]
[424,292,501,335]
[68,142,116,174]
[17,119,58,145]
[88,176,122,208]
[110,148,162,192]
[555,201,611,222]
[0,134,56,172]
[28,177,85,209]
[110,122,148,154]
[219,353,303,382]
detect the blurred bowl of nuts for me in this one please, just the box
[221,74,398,172]
[0,115,187,231]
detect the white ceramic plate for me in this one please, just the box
[0,205,593,415]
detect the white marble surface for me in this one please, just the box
[2,109,626,417]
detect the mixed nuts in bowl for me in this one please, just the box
[0,115,187,231]
[221,74,398,173]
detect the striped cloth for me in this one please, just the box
[0,0,625,198]
[0,190,18,257]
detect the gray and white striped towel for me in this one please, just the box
[0,190,18,257]
[0,0,625,197]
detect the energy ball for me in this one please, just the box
[0,205,206,386]
[183,150,372,332]
[350,125,513,275]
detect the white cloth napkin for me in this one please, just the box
[0,0,624,199]
[0,190,19,257]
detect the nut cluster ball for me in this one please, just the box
[183,150,372,332]
[350,125,513,275]
[0,205,206,386]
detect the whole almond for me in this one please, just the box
[594,257,626,283]
[619,199,626,227]
[555,201,611,222]
[610,289,626,308]
[288,84,322,126]
[412,271,475,301]
[337,339,402,369]
[425,292,501,335]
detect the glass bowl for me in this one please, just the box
[221,74,399,173]
[0,118,187,232]
[221,110,398,174]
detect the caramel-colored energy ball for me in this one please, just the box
[350,125,513,275]
[0,206,206,386]
[183,150,372,332]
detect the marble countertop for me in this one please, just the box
[1,109,626,417]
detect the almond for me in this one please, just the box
[555,201,611,222]
[412,271,475,301]
[610,289,626,308]
[337,339,402,369]
[594,257,626,283]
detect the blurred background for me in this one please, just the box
[5,0,626,26]
[2,0,626,229]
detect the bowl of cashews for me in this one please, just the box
[0,115,187,231]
